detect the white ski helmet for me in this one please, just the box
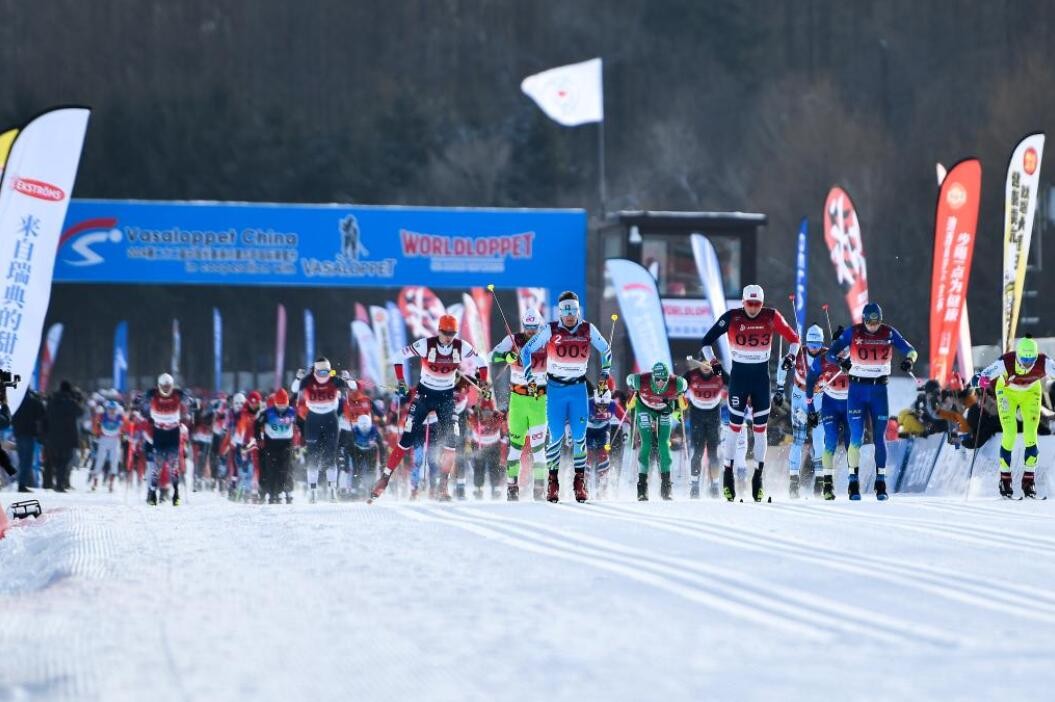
[232,392,246,412]
[157,373,174,396]
[356,413,373,432]
[805,324,825,347]
[521,308,542,331]
[742,284,764,305]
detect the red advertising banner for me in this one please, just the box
[823,187,869,323]
[929,158,982,386]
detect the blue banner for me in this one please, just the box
[304,309,315,368]
[213,308,223,393]
[113,321,128,391]
[795,216,808,338]
[55,200,587,298]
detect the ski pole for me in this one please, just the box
[486,284,520,352]
[964,383,988,502]
[607,313,619,347]
[787,294,798,336]
[821,303,834,340]
[605,392,636,451]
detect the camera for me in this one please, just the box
[0,369,20,388]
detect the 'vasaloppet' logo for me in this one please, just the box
[301,214,396,278]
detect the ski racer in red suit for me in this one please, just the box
[293,357,355,503]
[140,373,194,506]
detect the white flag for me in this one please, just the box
[521,58,604,127]
[0,107,90,413]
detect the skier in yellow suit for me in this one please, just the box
[978,336,1055,498]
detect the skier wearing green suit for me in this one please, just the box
[626,362,687,501]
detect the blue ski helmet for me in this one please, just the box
[862,302,882,324]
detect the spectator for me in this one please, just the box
[12,387,45,491]
[962,387,1001,449]
[45,380,83,492]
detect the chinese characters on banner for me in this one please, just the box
[0,107,90,413]
[1002,133,1045,351]
[929,159,982,386]
[823,187,869,324]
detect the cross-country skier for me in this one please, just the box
[519,291,612,503]
[371,314,488,502]
[490,308,549,501]
[826,302,917,501]
[698,284,799,502]
[776,324,828,498]
[452,378,473,500]
[257,388,297,504]
[468,399,507,499]
[231,390,263,502]
[804,326,852,499]
[626,362,688,501]
[140,373,194,506]
[978,336,1055,498]
[347,413,386,500]
[293,359,356,502]
[683,360,728,498]
[90,399,124,492]
[585,379,620,499]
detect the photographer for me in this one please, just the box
[45,380,83,492]
[0,378,15,484]
[12,387,45,491]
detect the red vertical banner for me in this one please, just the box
[823,187,869,323]
[929,158,982,386]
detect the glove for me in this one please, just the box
[707,358,722,375]
[396,380,409,398]
[295,368,307,380]
[807,409,819,429]
[504,352,518,364]
[840,356,853,372]
[772,391,784,408]
[339,370,353,382]
[527,380,538,397]
[978,375,992,391]
[479,383,493,402]
[781,353,795,372]
[627,394,637,410]
[832,325,845,342]
[900,358,914,373]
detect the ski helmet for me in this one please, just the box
[157,373,174,396]
[521,308,542,332]
[232,392,246,412]
[274,388,290,408]
[438,314,458,334]
[805,324,825,349]
[862,302,883,324]
[247,390,262,408]
[104,399,120,413]
[651,361,670,385]
[1016,336,1039,369]
[356,413,373,431]
[742,284,764,305]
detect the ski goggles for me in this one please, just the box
[742,300,763,313]
[1018,355,1038,369]
[558,300,580,318]
[806,341,824,352]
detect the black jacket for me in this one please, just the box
[12,390,46,438]
[45,389,83,452]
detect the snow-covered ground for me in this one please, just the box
[2,481,1054,702]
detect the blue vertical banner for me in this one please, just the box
[794,216,808,338]
[304,309,316,366]
[212,307,223,393]
[113,321,128,391]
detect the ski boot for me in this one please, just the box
[822,475,835,500]
[329,485,339,503]
[660,474,673,501]
[689,479,700,500]
[1022,472,1037,499]
[751,466,765,503]
[814,475,824,497]
[435,474,452,502]
[546,472,560,503]
[370,474,390,502]
[637,475,649,502]
[172,484,181,507]
[875,477,889,501]
[722,464,736,502]
[309,486,318,504]
[789,474,800,499]
[285,493,294,504]
[146,489,158,506]
[533,478,547,501]
[848,473,861,501]
[456,483,468,501]
[573,470,588,503]
[492,487,503,500]
[999,473,1014,498]
[472,487,483,500]
[507,483,520,502]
